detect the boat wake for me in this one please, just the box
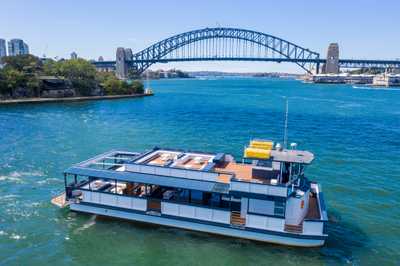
[0,171,44,184]
[73,215,97,234]
[352,85,400,91]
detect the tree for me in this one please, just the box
[2,55,42,73]
[0,55,145,99]
[0,69,8,96]
[130,80,144,94]
[42,59,57,76]
[99,72,144,95]
[46,59,98,96]
[102,77,123,95]
[3,68,25,97]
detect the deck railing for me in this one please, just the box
[230,179,288,197]
[161,201,231,224]
[302,220,324,235]
[245,213,285,232]
[80,190,147,211]
[125,163,229,182]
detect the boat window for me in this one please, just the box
[248,199,274,216]
[274,200,286,217]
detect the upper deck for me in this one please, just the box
[64,143,314,194]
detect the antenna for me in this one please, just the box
[283,98,289,149]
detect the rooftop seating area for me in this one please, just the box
[66,145,313,189]
[214,161,281,184]
[137,150,181,166]
[172,154,213,170]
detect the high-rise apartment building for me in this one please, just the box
[0,39,6,58]
[7,39,29,56]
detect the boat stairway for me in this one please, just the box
[230,211,246,228]
[284,223,303,234]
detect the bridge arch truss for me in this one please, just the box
[129,27,320,74]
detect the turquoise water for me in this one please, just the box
[0,78,399,265]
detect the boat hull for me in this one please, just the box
[70,203,326,247]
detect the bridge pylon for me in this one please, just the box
[116,47,128,79]
[322,43,340,74]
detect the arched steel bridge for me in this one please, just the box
[128,27,320,74]
[93,27,400,77]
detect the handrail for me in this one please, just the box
[125,162,234,181]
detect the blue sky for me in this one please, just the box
[1,0,399,73]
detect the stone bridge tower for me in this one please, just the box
[116,47,128,79]
[323,43,339,74]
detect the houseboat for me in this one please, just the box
[51,140,328,247]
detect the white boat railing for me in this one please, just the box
[80,190,147,211]
[161,201,231,224]
[245,213,285,232]
[125,163,221,182]
[302,220,324,235]
[230,180,288,197]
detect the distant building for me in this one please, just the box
[323,43,339,74]
[0,39,6,58]
[70,52,78,59]
[98,56,104,62]
[23,42,29,54]
[7,39,29,56]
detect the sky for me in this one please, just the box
[1,0,400,73]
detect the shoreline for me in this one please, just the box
[0,93,154,105]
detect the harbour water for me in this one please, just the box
[0,78,399,265]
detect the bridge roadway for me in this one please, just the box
[91,27,400,77]
[93,58,400,70]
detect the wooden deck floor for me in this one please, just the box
[214,162,254,182]
[51,192,68,208]
[174,158,209,170]
[305,195,320,219]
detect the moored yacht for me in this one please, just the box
[52,139,328,247]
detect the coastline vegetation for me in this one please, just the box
[143,69,191,79]
[0,55,144,99]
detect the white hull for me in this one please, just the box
[70,203,325,247]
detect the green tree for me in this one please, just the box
[102,77,123,95]
[3,68,25,97]
[2,55,42,73]
[130,80,144,94]
[1,55,144,99]
[0,69,8,96]
[42,59,58,76]
[48,59,98,96]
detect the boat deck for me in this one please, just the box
[305,195,320,219]
[174,156,211,170]
[145,152,178,166]
[51,192,68,208]
[214,162,253,181]
[214,162,271,184]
